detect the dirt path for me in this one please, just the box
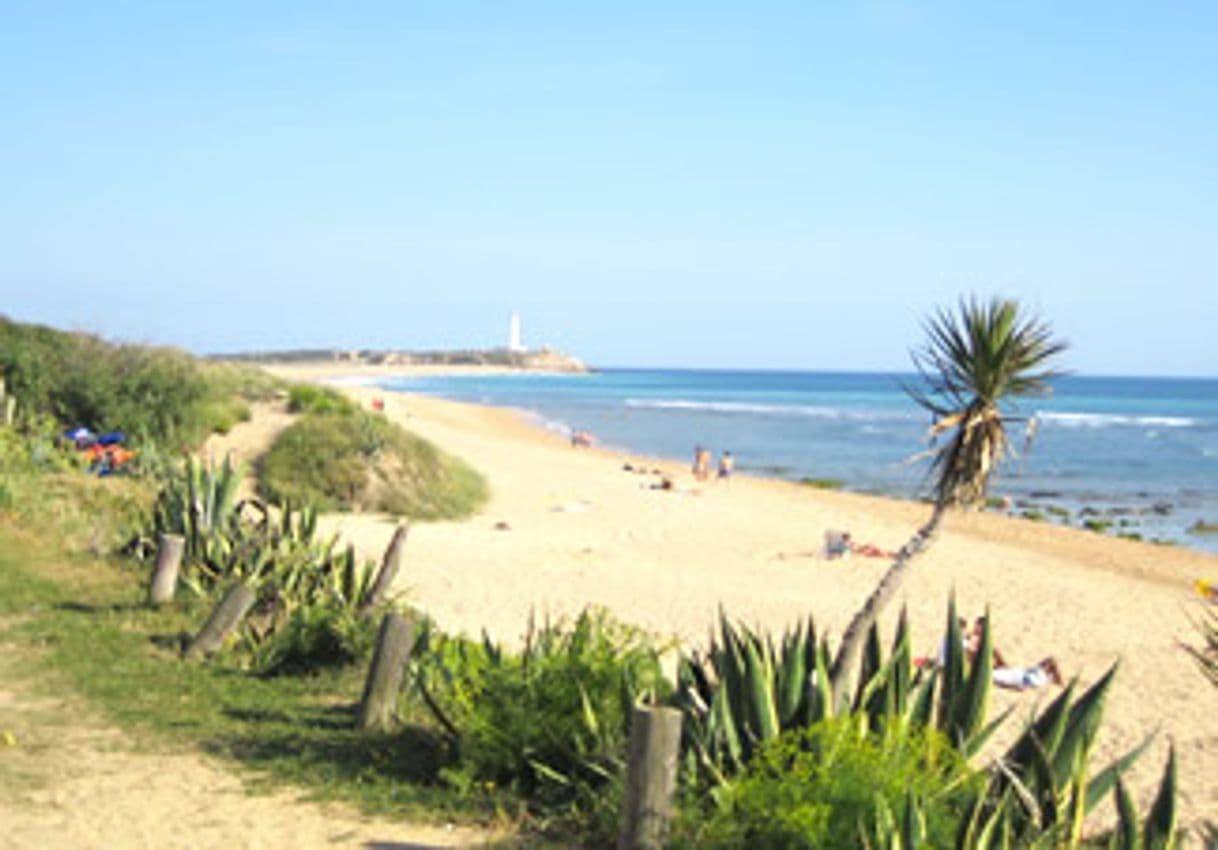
[0,638,492,850]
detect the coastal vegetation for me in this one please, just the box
[258,406,488,519]
[0,308,1195,847]
[0,315,278,447]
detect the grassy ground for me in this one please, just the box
[0,524,527,833]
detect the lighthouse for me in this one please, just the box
[508,311,524,352]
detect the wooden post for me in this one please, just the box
[148,533,185,606]
[361,523,409,613]
[618,705,683,850]
[357,613,416,732]
[184,583,256,660]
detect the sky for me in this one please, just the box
[1,2,1216,375]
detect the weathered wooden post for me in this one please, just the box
[618,705,683,850]
[361,523,409,613]
[148,533,185,606]
[357,612,416,732]
[183,583,257,660]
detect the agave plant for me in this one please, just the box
[677,602,1173,848]
[831,297,1068,702]
[142,453,246,562]
[676,598,1009,791]
[863,748,1177,849]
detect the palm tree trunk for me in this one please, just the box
[828,502,948,705]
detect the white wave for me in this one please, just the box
[1037,411,1198,429]
[624,398,902,421]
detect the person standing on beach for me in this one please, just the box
[717,451,734,481]
[693,445,712,481]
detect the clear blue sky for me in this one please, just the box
[2,2,1215,375]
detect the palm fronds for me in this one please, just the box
[906,297,1067,508]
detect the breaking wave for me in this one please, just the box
[1037,411,1198,429]
[623,398,911,422]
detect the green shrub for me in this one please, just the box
[0,316,277,448]
[243,601,379,676]
[258,410,487,519]
[678,719,978,850]
[411,608,669,819]
[287,384,356,415]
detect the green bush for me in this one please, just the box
[258,410,487,519]
[287,384,356,415]
[678,719,978,850]
[412,609,669,816]
[0,316,276,448]
[243,601,379,676]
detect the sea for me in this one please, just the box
[368,369,1218,555]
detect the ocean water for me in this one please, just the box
[370,369,1218,554]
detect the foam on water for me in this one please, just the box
[624,398,909,422]
[1037,411,1198,429]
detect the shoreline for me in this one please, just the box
[279,361,1218,555]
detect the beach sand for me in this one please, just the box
[248,363,1218,835]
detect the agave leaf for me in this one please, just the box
[743,635,779,742]
[1143,745,1176,850]
[908,667,938,729]
[962,705,1015,761]
[776,625,808,725]
[1027,734,1060,829]
[1004,680,1076,772]
[973,799,1007,850]
[808,638,834,724]
[939,595,966,729]
[1086,730,1155,814]
[1112,777,1140,850]
[890,607,913,718]
[901,790,923,849]
[1052,664,1119,791]
[954,790,987,850]
[857,621,885,706]
[709,682,743,771]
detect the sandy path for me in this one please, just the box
[0,647,490,850]
[262,376,1217,835]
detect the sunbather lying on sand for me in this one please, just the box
[968,617,1063,691]
[824,531,896,560]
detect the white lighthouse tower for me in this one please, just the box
[508,311,524,353]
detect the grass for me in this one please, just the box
[0,524,525,831]
[258,409,488,519]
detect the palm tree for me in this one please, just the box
[828,296,1067,700]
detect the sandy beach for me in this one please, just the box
[245,363,1218,834]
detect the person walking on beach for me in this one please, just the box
[692,445,712,481]
[717,451,734,481]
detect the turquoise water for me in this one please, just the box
[371,369,1218,553]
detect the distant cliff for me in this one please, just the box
[212,346,589,373]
